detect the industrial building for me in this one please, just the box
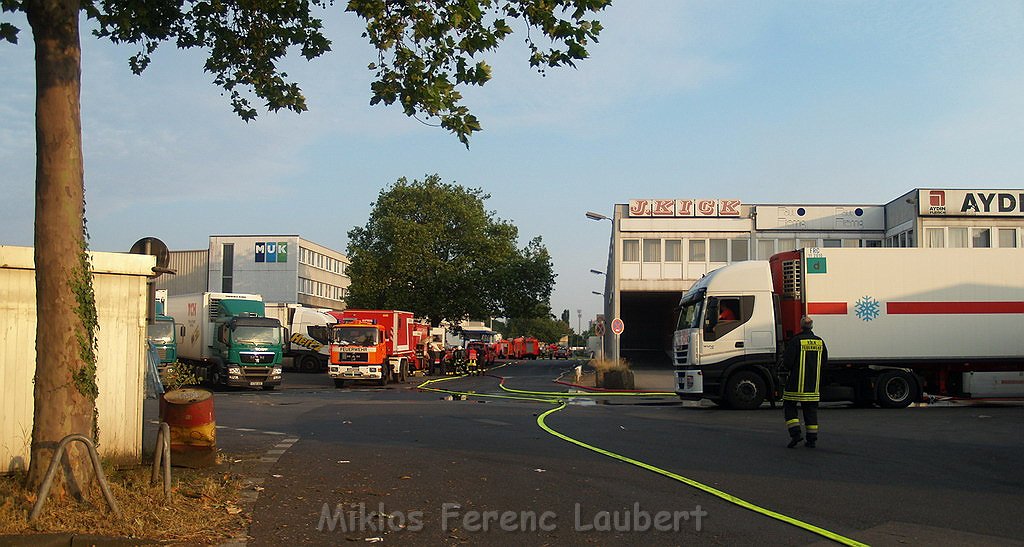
[594,188,1024,365]
[155,235,350,310]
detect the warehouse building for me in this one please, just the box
[155,235,350,310]
[595,188,1024,365]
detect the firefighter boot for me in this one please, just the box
[805,425,818,448]
[786,418,803,448]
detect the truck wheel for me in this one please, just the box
[398,360,408,383]
[299,355,319,373]
[334,379,347,389]
[876,370,918,408]
[377,369,388,387]
[724,370,766,410]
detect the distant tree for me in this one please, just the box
[561,309,570,324]
[3,0,608,495]
[346,175,555,326]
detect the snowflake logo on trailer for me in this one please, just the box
[854,296,881,321]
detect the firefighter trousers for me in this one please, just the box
[783,400,818,441]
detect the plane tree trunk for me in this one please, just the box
[24,0,97,498]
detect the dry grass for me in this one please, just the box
[588,357,630,372]
[0,459,247,544]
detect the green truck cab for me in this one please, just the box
[213,299,284,389]
[148,300,178,364]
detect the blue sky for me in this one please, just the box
[2,1,1023,326]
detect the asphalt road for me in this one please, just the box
[195,360,1024,546]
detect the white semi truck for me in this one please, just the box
[264,303,336,372]
[168,292,285,390]
[674,248,1024,409]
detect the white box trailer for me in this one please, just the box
[674,248,1024,409]
[264,303,336,372]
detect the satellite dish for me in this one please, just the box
[130,237,170,269]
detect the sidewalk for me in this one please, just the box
[561,363,676,392]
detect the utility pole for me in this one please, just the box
[577,309,582,349]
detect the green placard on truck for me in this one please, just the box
[806,257,827,274]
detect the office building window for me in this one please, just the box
[948,228,968,248]
[689,240,706,262]
[823,239,841,248]
[731,239,749,262]
[643,239,661,262]
[778,239,796,252]
[864,239,883,248]
[925,228,944,248]
[999,228,1018,248]
[799,239,817,249]
[756,239,776,260]
[622,239,640,262]
[221,244,234,293]
[842,239,861,248]
[664,240,682,262]
[972,228,991,248]
[709,239,728,262]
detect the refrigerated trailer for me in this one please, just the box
[674,248,1024,409]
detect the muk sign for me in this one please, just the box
[255,242,289,263]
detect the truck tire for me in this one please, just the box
[334,379,347,389]
[377,368,388,387]
[299,355,319,373]
[876,370,918,408]
[398,360,408,383]
[724,370,766,410]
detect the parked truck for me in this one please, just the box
[674,248,1024,409]
[265,303,336,372]
[147,289,178,375]
[168,292,285,390]
[328,310,422,387]
[511,336,541,360]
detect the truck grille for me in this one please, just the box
[242,367,271,378]
[782,259,802,299]
[673,345,689,368]
[338,352,370,363]
[240,352,276,364]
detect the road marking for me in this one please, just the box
[474,419,512,426]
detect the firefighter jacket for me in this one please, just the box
[782,328,828,402]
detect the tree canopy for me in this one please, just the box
[346,175,555,326]
[4,0,607,495]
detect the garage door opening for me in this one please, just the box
[618,291,682,368]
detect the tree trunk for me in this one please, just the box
[25,0,95,498]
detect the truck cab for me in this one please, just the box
[148,294,178,376]
[329,321,389,386]
[675,261,781,409]
[212,299,284,389]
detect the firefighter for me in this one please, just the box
[781,316,828,448]
[467,347,479,375]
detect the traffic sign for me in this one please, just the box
[610,318,624,335]
[595,321,605,336]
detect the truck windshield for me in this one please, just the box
[335,327,378,346]
[146,321,174,343]
[233,326,281,345]
[677,298,705,330]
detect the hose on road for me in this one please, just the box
[416,364,868,547]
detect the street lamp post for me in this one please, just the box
[586,210,618,365]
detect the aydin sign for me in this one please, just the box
[920,190,1024,217]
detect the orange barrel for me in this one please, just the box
[159,388,217,468]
